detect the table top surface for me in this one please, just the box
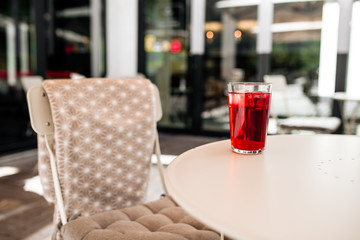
[165,135,360,240]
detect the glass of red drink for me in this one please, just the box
[228,82,272,154]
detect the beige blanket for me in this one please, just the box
[37,78,156,224]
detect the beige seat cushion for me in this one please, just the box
[61,196,221,240]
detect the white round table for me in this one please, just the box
[165,135,360,240]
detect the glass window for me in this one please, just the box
[202,0,258,132]
[145,0,190,129]
[0,0,38,154]
[270,1,331,117]
[0,0,106,154]
[47,0,92,78]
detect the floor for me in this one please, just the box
[0,132,225,240]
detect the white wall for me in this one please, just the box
[106,0,138,77]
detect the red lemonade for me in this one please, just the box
[228,91,271,153]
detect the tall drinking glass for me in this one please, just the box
[228,82,272,154]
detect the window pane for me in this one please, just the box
[202,1,257,132]
[270,1,331,118]
[47,0,92,78]
[145,0,190,129]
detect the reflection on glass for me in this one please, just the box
[145,0,189,128]
[202,1,257,132]
[203,1,329,133]
[0,0,38,154]
[272,1,323,89]
[47,0,92,78]
[271,1,333,118]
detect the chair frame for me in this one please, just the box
[27,83,168,226]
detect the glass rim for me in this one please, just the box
[228,82,272,86]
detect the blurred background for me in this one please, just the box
[1,0,360,156]
[2,1,360,238]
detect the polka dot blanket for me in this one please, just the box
[37,78,157,225]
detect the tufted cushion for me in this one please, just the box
[61,196,221,240]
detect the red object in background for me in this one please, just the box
[0,70,33,80]
[65,45,73,54]
[228,91,271,152]
[170,40,182,53]
[0,69,77,80]
[46,71,74,78]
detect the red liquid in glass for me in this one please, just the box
[228,91,271,152]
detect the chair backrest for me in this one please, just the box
[27,78,165,227]
[264,74,290,117]
[27,81,163,135]
[21,75,43,92]
[70,72,86,80]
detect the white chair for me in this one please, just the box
[20,75,43,92]
[26,78,222,240]
[20,75,44,141]
[264,74,341,134]
[69,72,86,79]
